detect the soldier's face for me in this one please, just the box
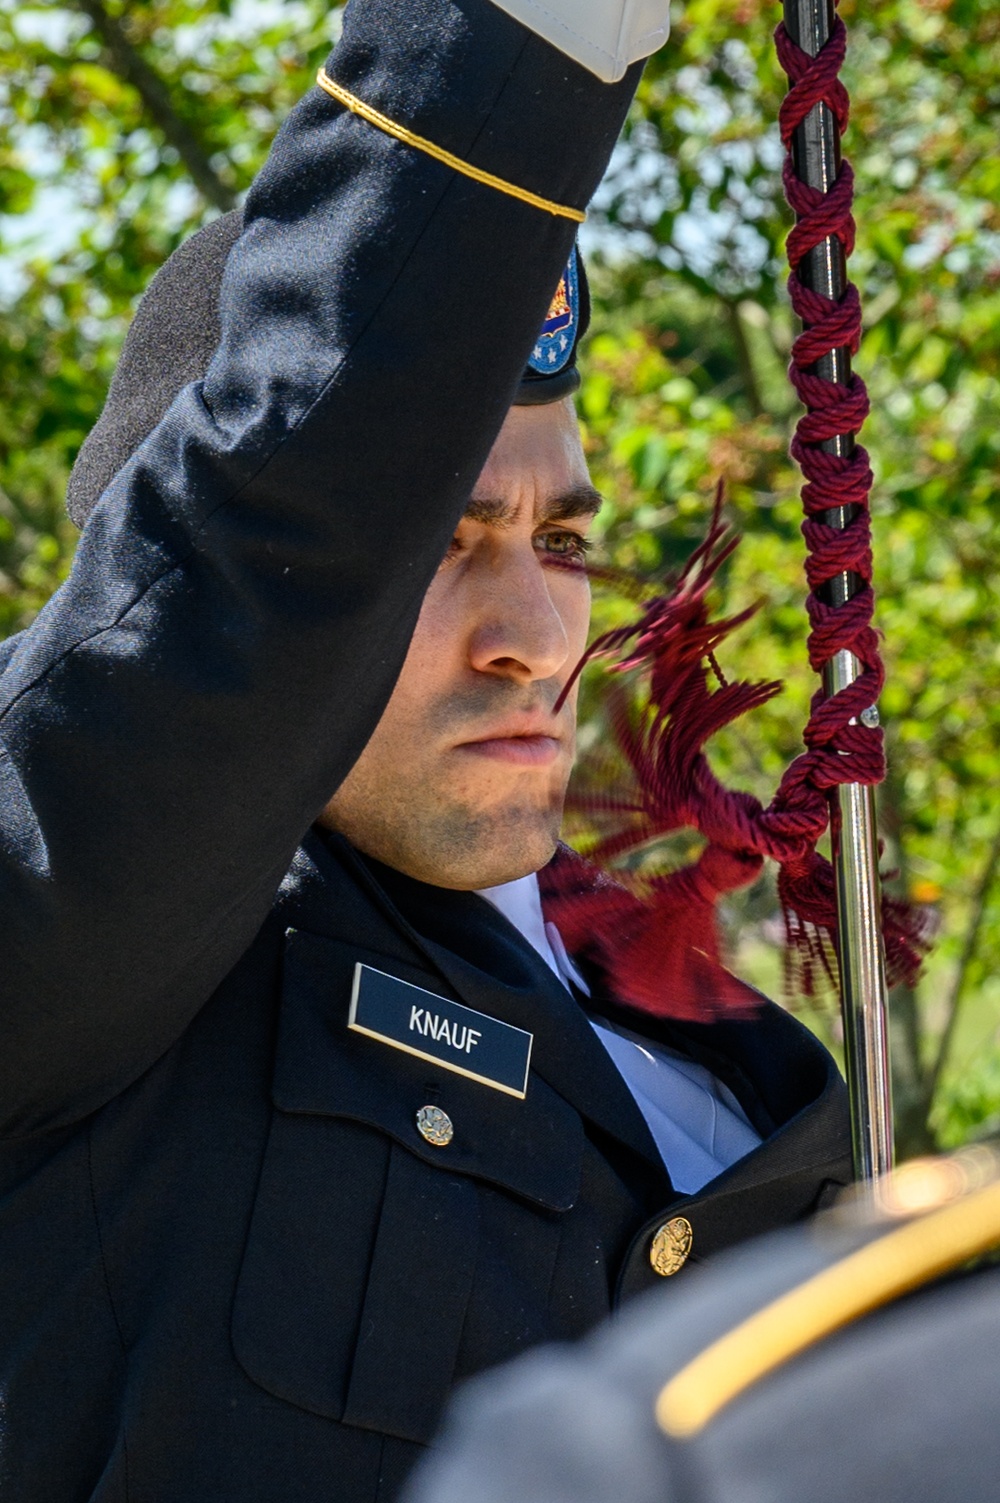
[320,398,597,888]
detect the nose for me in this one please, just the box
[467,553,571,684]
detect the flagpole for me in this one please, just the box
[781,0,894,1187]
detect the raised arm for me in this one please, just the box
[0,0,640,1133]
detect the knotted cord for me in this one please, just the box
[541,4,929,1017]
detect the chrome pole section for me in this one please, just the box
[782,0,894,1186]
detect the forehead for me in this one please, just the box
[471,399,593,514]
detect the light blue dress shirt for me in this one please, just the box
[478,874,760,1194]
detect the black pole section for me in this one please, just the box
[783,0,860,609]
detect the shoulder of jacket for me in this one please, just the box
[655,1147,1000,1440]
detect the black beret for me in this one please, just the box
[515,242,589,406]
[65,213,589,528]
[66,211,244,529]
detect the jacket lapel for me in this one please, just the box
[292,831,665,1172]
[282,832,849,1203]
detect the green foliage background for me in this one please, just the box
[1,0,997,1155]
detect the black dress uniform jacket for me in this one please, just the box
[0,2,851,1499]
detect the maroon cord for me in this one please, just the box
[770,8,900,987]
[542,7,929,1018]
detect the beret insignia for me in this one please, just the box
[527,247,580,377]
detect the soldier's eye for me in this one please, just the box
[537,530,591,566]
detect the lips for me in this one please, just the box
[455,721,563,766]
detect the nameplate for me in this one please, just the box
[348,963,533,1099]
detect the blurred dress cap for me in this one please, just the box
[402,1148,1000,1503]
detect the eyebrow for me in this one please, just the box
[463,485,603,528]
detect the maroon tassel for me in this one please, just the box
[543,489,930,1020]
[540,842,762,1022]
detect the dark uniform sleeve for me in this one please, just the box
[0,0,639,1134]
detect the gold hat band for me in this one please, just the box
[316,68,586,224]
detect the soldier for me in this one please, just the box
[404,1150,1000,1503]
[0,1,849,1500]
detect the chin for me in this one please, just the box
[430,808,562,891]
[330,785,567,892]
[470,843,558,891]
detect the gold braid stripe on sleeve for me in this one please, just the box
[315,68,587,224]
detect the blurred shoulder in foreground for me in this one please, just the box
[404,1147,1000,1503]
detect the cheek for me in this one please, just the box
[384,582,466,714]
[554,576,591,665]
